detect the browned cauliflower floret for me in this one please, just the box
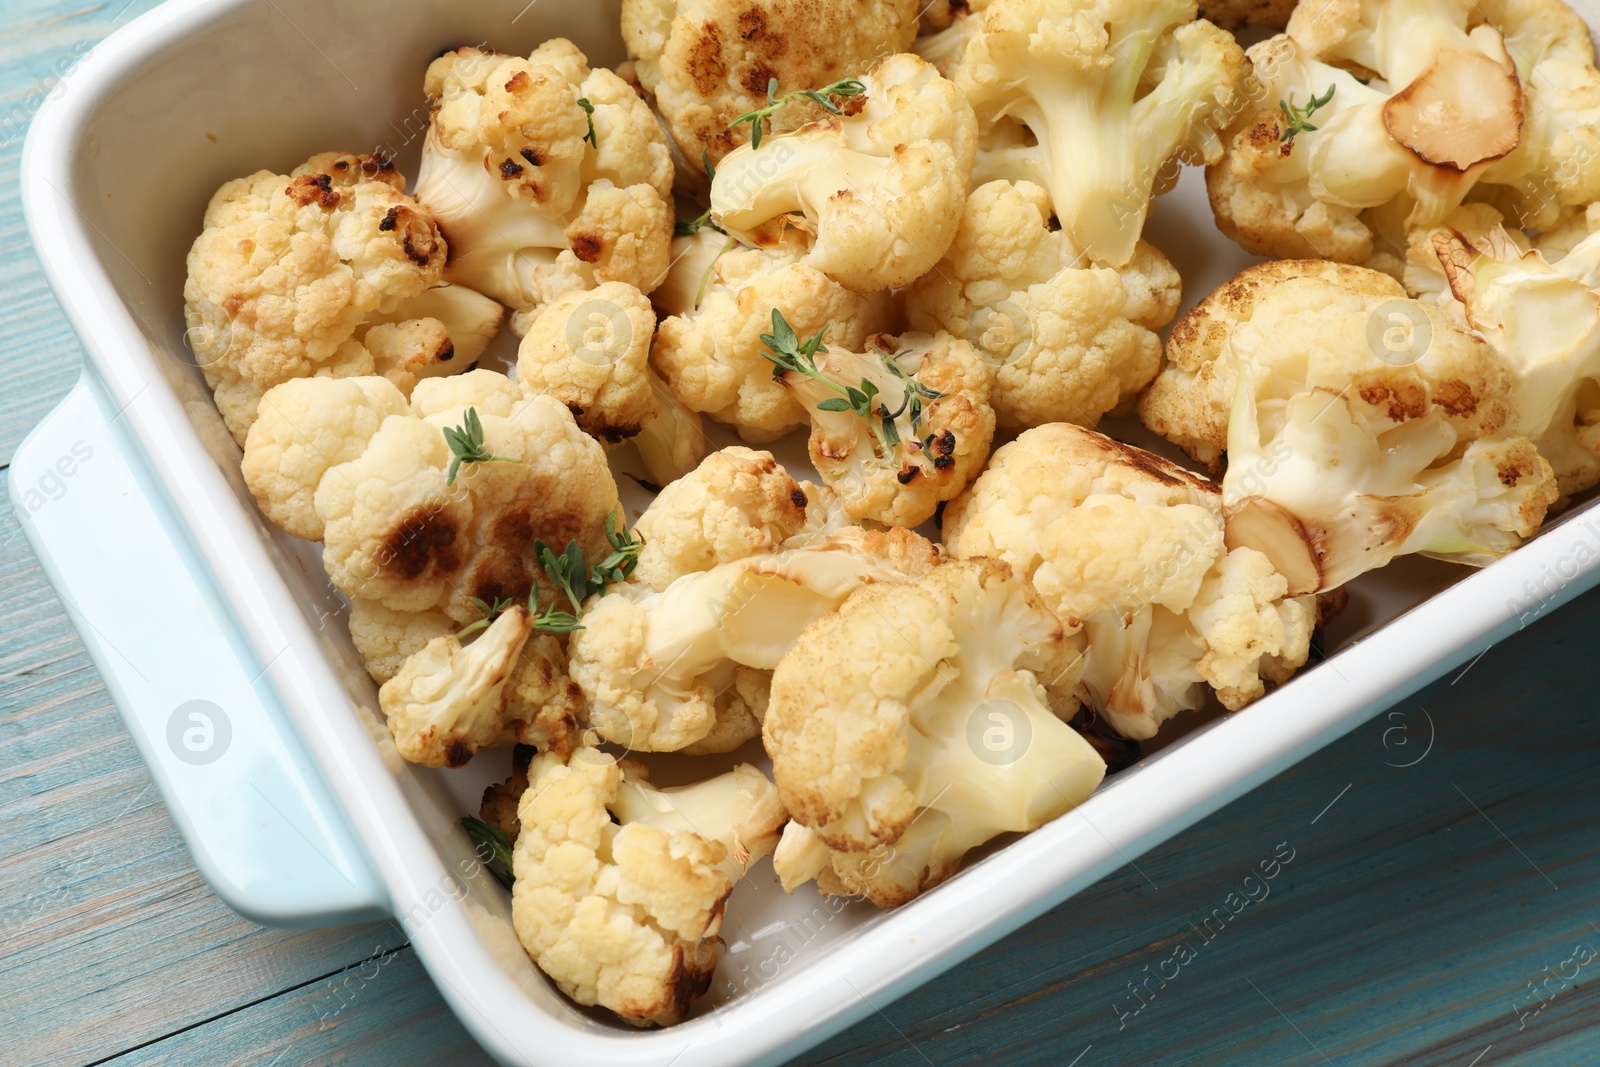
[650,229,893,443]
[414,41,673,318]
[631,446,811,591]
[184,151,503,443]
[943,424,1316,739]
[621,0,921,170]
[516,281,659,444]
[766,322,996,527]
[764,559,1105,906]
[568,526,941,752]
[511,745,785,1026]
[1139,261,1557,595]
[710,52,977,292]
[311,371,619,625]
[905,180,1182,431]
[1207,0,1600,281]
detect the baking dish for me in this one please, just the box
[15,0,1600,1063]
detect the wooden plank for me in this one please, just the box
[0,494,407,1067]
[798,590,1600,1067]
[0,0,165,465]
[101,946,497,1067]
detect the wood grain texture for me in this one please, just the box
[2,3,1599,1067]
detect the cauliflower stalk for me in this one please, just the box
[761,313,995,527]
[764,559,1106,906]
[184,151,504,444]
[1139,261,1558,595]
[650,228,893,442]
[905,180,1182,431]
[569,525,941,753]
[1434,225,1600,497]
[414,41,674,316]
[944,423,1315,740]
[511,745,785,1026]
[957,0,1247,268]
[710,52,977,292]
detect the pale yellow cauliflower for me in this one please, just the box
[1139,261,1557,595]
[184,151,503,443]
[764,559,1105,905]
[621,0,921,169]
[511,745,784,1026]
[414,41,673,317]
[650,229,893,442]
[944,424,1316,739]
[516,281,659,444]
[905,180,1182,431]
[772,328,995,527]
[631,446,811,591]
[710,52,977,292]
[569,526,941,752]
[1207,0,1600,279]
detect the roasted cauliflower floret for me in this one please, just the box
[184,151,503,443]
[414,41,674,317]
[621,0,921,169]
[710,52,977,292]
[905,180,1182,431]
[912,0,996,77]
[511,746,784,1026]
[1434,224,1600,497]
[242,369,620,623]
[650,229,893,442]
[517,281,659,444]
[631,446,811,591]
[764,559,1106,906]
[1139,261,1558,594]
[241,376,409,540]
[568,526,941,752]
[944,424,1316,739]
[957,0,1247,268]
[376,605,580,766]
[764,319,995,527]
[1207,0,1600,275]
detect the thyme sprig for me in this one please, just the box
[577,96,598,148]
[443,407,522,486]
[730,76,867,149]
[461,816,515,890]
[457,511,642,638]
[759,310,943,458]
[1279,84,1336,147]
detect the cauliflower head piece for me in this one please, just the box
[631,446,812,591]
[516,280,659,444]
[944,424,1316,739]
[651,228,894,442]
[621,0,922,169]
[569,526,941,753]
[511,745,784,1026]
[710,52,977,292]
[1140,260,1558,595]
[377,604,582,766]
[905,180,1182,432]
[415,41,674,317]
[764,559,1106,906]
[184,151,504,444]
[1207,0,1600,274]
[957,0,1247,268]
[765,320,996,527]
[1434,224,1600,497]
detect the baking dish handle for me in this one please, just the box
[8,374,388,927]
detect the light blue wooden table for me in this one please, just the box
[2,3,1598,1065]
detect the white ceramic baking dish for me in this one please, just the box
[17,0,1600,1063]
